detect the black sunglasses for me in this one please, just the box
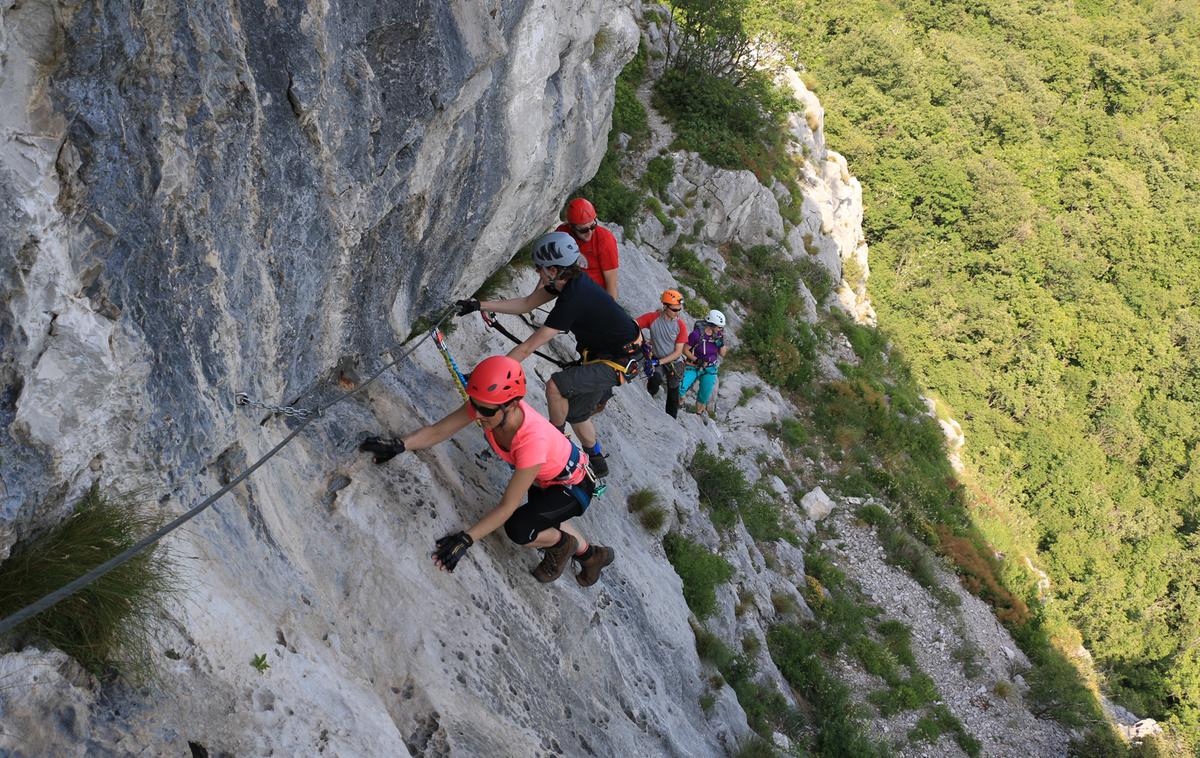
[664,304,682,312]
[470,399,504,417]
[572,222,597,234]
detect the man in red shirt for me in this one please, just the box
[636,289,688,418]
[557,197,619,299]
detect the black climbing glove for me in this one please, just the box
[432,531,474,572]
[455,299,481,317]
[359,435,405,464]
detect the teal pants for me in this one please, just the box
[680,364,719,405]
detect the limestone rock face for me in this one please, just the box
[0,0,636,549]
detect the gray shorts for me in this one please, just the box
[551,363,622,423]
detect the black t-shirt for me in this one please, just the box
[544,275,639,356]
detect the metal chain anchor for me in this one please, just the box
[235,392,315,419]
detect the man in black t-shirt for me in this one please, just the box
[455,232,641,478]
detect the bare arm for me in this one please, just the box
[662,341,687,363]
[508,325,561,363]
[402,404,473,451]
[602,268,618,299]
[465,465,540,541]
[480,283,556,315]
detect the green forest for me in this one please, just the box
[761,0,1200,747]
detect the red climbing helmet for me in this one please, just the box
[566,197,597,226]
[466,356,526,405]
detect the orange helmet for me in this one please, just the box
[466,356,526,405]
[566,197,597,226]
[661,289,684,307]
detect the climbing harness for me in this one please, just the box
[480,311,569,367]
[579,333,644,385]
[0,303,458,636]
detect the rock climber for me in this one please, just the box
[556,197,619,299]
[636,289,688,418]
[358,356,615,586]
[454,232,642,479]
[680,309,729,417]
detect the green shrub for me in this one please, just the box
[736,254,818,392]
[668,243,724,311]
[645,196,677,234]
[689,444,749,529]
[768,624,888,757]
[779,417,809,448]
[852,637,904,685]
[664,532,734,619]
[795,257,835,305]
[909,704,981,757]
[612,43,649,145]
[695,626,738,671]
[869,672,939,715]
[699,692,717,712]
[742,497,786,543]
[875,620,918,669]
[0,485,178,679]
[574,153,643,232]
[643,155,675,199]
[653,67,789,181]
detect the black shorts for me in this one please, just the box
[551,363,622,424]
[503,478,597,544]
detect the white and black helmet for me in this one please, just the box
[705,309,727,328]
[531,231,585,269]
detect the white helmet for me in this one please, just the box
[531,231,583,268]
[705,309,726,328]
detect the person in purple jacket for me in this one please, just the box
[679,309,728,417]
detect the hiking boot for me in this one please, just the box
[574,545,615,587]
[589,452,609,478]
[531,534,578,583]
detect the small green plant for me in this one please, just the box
[868,671,939,715]
[737,385,761,407]
[627,488,661,513]
[779,417,809,448]
[699,692,717,712]
[909,704,981,756]
[645,196,677,234]
[664,532,734,619]
[639,506,667,531]
[251,653,270,673]
[952,639,986,679]
[993,679,1015,699]
[0,485,177,680]
[875,620,918,668]
[771,592,800,616]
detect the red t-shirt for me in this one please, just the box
[466,400,586,487]
[556,223,619,288]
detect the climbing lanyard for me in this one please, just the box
[480,311,569,367]
[432,327,469,400]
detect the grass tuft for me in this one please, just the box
[0,485,179,681]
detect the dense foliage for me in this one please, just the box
[765,0,1200,743]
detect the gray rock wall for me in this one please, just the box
[0,0,637,552]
